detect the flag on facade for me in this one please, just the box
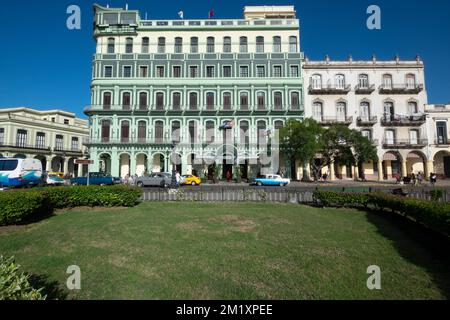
[208,9,214,19]
[178,11,184,19]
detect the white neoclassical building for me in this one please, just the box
[303,55,431,181]
[0,107,89,177]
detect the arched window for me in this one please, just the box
[103,92,111,110]
[290,92,299,110]
[101,120,110,142]
[155,121,164,143]
[240,121,249,145]
[207,37,215,53]
[223,37,231,53]
[406,74,416,89]
[358,74,369,88]
[256,36,264,53]
[274,92,283,110]
[139,92,148,110]
[335,74,345,89]
[205,121,215,144]
[172,92,181,110]
[257,92,265,110]
[360,101,370,121]
[239,36,248,53]
[157,37,166,53]
[273,36,281,53]
[137,121,146,143]
[122,92,131,110]
[141,37,149,53]
[240,92,248,110]
[311,74,322,89]
[289,36,297,53]
[189,92,198,110]
[383,74,393,88]
[171,121,181,142]
[313,102,323,121]
[155,92,164,110]
[206,92,215,110]
[336,102,347,121]
[174,37,183,53]
[125,37,133,53]
[121,120,130,143]
[223,92,231,110]
[190,37,198,53]
[107,38,115,54]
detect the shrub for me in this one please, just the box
[0,190,52,225]
[313,190,450,236]
[0,185,142,226]
[429,189,444,201]
[44,185,142,208]
[0,255,46,300]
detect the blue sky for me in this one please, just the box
[0,0,449,118]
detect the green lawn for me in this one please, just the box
[0,202,448,300]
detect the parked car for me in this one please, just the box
[70,172,121,186]
[181,174,201,186]
[44,173,65,186]
[251,174,290,187]
[135,172,172,188]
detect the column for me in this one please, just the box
[353,165,359,181]
[77,162,83,177]
[182,154,188,175]
[329,161,335,181]
[147,153,154,174]
[130,153,137,176]
[111,149,120,177]
[401,160,407,178]
[63,158,69,175]
[377,160,383,181]
[303,163,311,181]
[425,160,434,180]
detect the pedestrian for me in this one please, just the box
[430,172,437,187]
[417,172,423,185]
[226,170,231,182]
[176,171,181,186]
[411,172,416,186]
[123,174,129,184]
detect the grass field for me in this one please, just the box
[0,202,448,300]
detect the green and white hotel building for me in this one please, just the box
[85,4,303,180]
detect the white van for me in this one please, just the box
[0,158,43,188]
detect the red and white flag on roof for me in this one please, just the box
[208,9,214,19]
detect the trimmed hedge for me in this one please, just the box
[313,190,450,236]
[0,185,142,226]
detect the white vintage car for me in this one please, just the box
[251,174,291,186]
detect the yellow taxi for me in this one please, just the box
[49,172,65,179]
[181,174,202,186]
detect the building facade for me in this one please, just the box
[85,4,303,179]
[0,108,89,176]
[425,104,450,178]
[303,56,431,181]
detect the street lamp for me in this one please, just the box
[170,141,179,189]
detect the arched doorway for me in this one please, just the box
[34,155,47,171]
[152,153,165,173]
[433,150,450,179]
[382,151,402,180]
[406,151,426,176]
[99,153,111,175]
[51,156,64,173]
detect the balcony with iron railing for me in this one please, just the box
[433,138,450,146]
[0,143,51,152]
[381,114,426,126]
[382,139,428,149]
[314,116,353,125]
[355,84,376,94]
[308,84,351,95]
[356,116,378,126]
[379,83,424,94]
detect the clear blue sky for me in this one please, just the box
[1,0,449,118]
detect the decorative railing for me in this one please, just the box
[381,115,426,126]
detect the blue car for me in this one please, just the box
[251,174,291,187]
[70,172,121,186]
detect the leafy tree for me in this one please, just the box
[279,118,324,181]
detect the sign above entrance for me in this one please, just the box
[75,159,94,165]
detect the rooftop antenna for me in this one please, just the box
[106,4,109,8]
[125,3,128,10]
[145,12,148,19]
